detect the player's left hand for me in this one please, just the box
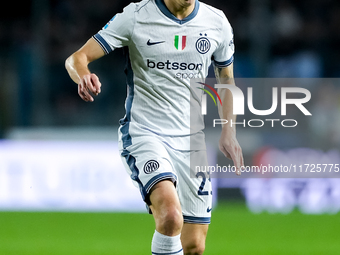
[219,127,244,176]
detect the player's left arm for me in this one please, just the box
[215,63,244,175]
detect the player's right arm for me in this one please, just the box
[65,38,105,102]
[66,3,135,102]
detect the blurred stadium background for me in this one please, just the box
[1,0,340,254]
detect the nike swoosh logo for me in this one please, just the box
[147,39,165,46]
[207,207,212,213]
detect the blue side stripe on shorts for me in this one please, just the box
[152,248,183,255]
[121,149,146,200]
[183,215,211,224]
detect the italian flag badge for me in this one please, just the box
[174,35,187,51]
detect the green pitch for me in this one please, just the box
[1,203,339,255]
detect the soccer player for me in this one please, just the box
[65,0,244,254]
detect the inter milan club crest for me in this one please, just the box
[144,160,160,174]
[196,33,211,54]
[174,35,187,51]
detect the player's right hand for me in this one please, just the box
[219,127,244,176]
[78,73,101,102]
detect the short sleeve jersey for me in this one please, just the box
[93,0,234,150]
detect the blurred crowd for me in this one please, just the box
[0,0,340,147]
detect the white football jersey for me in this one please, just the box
[93,0,234,150]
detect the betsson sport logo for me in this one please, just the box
[199,83,312,128]
[146,34,211,79]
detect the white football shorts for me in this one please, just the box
[119,132,212,224]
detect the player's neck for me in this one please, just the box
[163,0,196,20]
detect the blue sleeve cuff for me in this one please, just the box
[92,33,113,55]
[214,55,234,67]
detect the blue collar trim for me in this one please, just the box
[155,0,200,25]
